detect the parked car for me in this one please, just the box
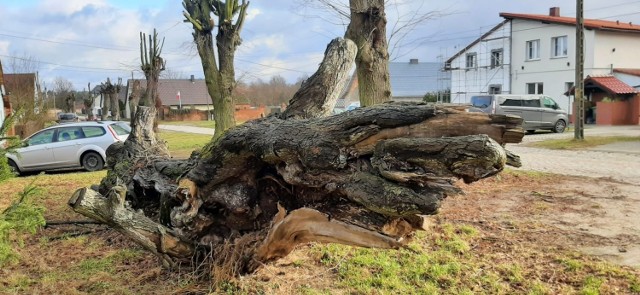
[6,121,131,174]
[57,112,80,123]
[469,94,569,133]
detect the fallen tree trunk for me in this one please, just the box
[69,37,524,277]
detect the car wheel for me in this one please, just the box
[7,159,20,176]
[526,130,536,134]
[82,152,104,171]
[553,120,566,133]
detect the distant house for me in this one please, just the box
[336,59,450,112]
[4,72,41,111]
[0,59,12,134]
[447,7,640,121]
[565,74,639,125]
[120,76,265,121]
[445,20,511,103]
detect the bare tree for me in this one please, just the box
[52,77,74,110]
[140,29,166,130]
[346,0,391,106]
[294,0,444,105]
[183,0,249,139]
[161,69,186,80]
[5,52,41,74]
[83,83,95,120]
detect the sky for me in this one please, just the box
[0,0,639,91]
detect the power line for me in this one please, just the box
[0,54,127,71]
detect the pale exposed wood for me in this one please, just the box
[68,187,195,267]
[281,38,357,119]
[255,205,406,263]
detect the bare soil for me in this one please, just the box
[444,172,640,268]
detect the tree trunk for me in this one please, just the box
[129,80,141,124]
[193,31,226,139]
[109,92,120,121]
[282,38,357,119]
[345,0,391,106]
[102,93,111,120]
[70,34,524,277]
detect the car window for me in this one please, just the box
[110,122,131,136]
[28,129,55,146]
[522,99,541,108]
[542,97,557,109]
[471,96,492,108]
[500,99,522,106]
[82,126,106,138]
[57,127,84,142]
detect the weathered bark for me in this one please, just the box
[70,14,524,276]
[109,92,120,121]
[98,106,170,203]
[345,0,391,106]
[128,80,142,124]
[69,186,195,267]
[73,102,523,273]
[281,38,357,119]
[184,0,249,139]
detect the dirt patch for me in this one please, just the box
[444,172,640,267]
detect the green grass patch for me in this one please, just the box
[157,130,213,158]
[527,136,639,150]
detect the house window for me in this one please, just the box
[565,82,574,92]
[526,40,540,60]
[526,82,544,94]
[466,52,477,68]
[552,36,568,57]
[489,85,502,94]
[490,49,503,68]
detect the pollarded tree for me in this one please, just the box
[345,0,391,106]
[183,0,249,139]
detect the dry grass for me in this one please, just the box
[1,170,638,294]
[526,136,640,150]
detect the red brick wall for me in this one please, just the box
[629,95,640,125]
[235,106,265,122]
[596,100,629,125]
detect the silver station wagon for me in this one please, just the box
[6,121,130,174]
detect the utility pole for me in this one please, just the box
[574,0,585,140]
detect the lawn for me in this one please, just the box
[1,169,638,294]
[157,130,213,158]
[527,136,640,150]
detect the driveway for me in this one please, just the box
[510,125,640,184]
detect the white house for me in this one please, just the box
[447,7,640,114]
[446,20,511,104]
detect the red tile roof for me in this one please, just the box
[587,75,637,94]
[613,68,640,77]
[499,13,640,33]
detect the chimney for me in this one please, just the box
[549,7,560,17]
[190,75,195,83]
[409,58,419,64]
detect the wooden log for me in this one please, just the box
[68,186,195,267]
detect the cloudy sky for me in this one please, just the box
[1,0,639,91]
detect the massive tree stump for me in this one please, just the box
[68,37,524,277]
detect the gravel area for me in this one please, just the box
[510,126,640,184]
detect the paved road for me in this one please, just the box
[159,124,215,135]
[510,126,640,183]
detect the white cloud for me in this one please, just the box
[39,0,106,16]
[239,34,288,56]
[246,8,262,21]
[0,41,10,55]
